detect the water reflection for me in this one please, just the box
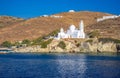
[55,55,87,78]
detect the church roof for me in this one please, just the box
[69,25,76,30]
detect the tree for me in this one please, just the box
[1,41,12,48]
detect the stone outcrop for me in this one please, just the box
[116,44,120,52]
[14,46,49,53]
[14,38,118,53]
[82,42,117,52]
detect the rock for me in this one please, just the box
[13,39,118,53]
[116,44,120,52]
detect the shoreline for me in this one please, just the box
[13,38,118,53]
[1,38,120,54]
[9,51,120,55]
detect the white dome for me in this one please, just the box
[70,25,76,30]
[69,10,75,12]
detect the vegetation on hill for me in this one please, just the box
[57,41,66,49]
[22,39,31,46]
[1,35,53,48]
[40,39,53,48]
[47,29,59,37]
[1,41,12,48]
[13,42,21,48]
[32,37,43,45]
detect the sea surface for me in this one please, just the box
[0,53,120,78]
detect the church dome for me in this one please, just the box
[69,25,76,30]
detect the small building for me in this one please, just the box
[50,15,63,18]
[97,15,119,22]
[55,20,85,39]
[69,10,75,12]
[42,15,49,17]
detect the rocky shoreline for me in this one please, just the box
[13,38,119,53]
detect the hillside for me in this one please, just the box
[0,11,112,43]
[0,16,24,28]
[86,17,120,39]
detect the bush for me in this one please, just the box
[22,39,31,45]
[13,42,22,48]
[13,42,19,45]
[32,37,43,45]
[40,39,53,48]
[76,43,80,47]
[86,39,93,43]
[57,41,66,49]
[31,29,59,45]
[88,30,100,38]
[40,42,47,48]
[1,41,12,48]
[48,29,59,36]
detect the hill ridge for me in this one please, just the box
[0,11,117,43]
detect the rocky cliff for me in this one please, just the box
[14,38,117,53]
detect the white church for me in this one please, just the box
[55,20,85,39]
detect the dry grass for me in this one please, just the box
[0,16,24,28]
[0,11,112,43]
[86,17,120,39]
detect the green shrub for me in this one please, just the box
[88,30,100,38]
[1,41,12,48]
[40,39,53,48]
[86,39,93,43]
[22,39,31,45]
[57,41,66,49]
[40,42,47,48]
[76,43,80,47]
[12,42,22,48]
[46,39,53,44]
[32,29,59,45]
[13,42,21,46]
[32,37,43,45]
[48,29,59,36]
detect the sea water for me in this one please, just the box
[0,53,120,78]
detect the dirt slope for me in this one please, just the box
[86,17,120,39]
[0,16,24,28]
[0,11,112,43]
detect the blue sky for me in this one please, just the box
[0,0,120,19]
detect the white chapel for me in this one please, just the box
[55,20,85,39]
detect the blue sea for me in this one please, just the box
[0,53,120,78]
